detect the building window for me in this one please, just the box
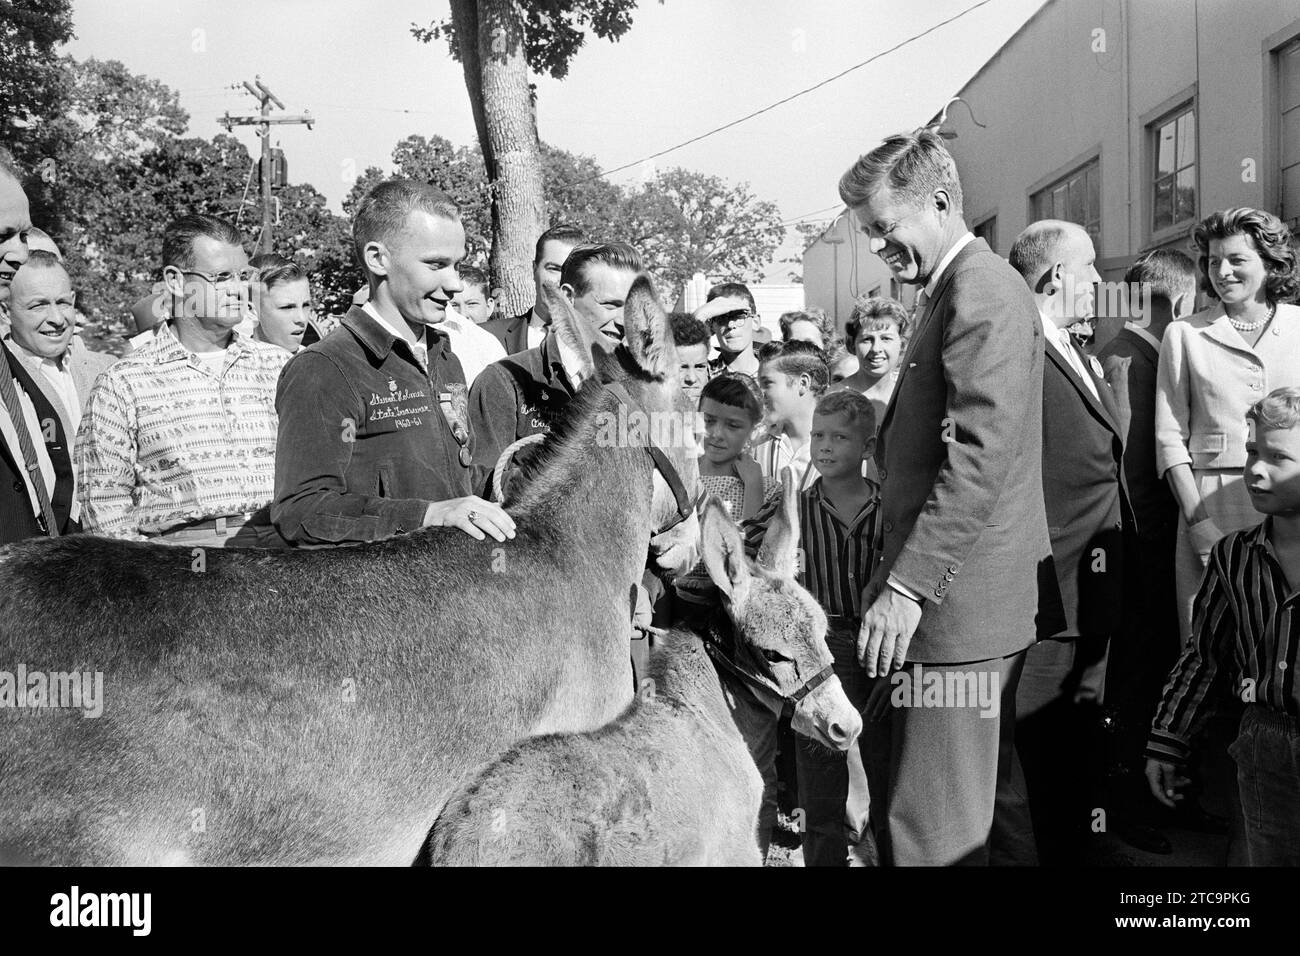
[1279,37,1300,226]
[973,215,997,253]
[1150,107,1196,234]
[1032,161,1100,249]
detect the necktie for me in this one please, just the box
[412,340,429,374]
[1058,328,1099,400]
[0,350,59,536]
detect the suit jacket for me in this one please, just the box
[873,238,1056,663]
[480,310,532,356]
[1155,302,1300,475]
[1099,327,1178,542]
[6,337,115,443]
[1039,331,1135,640]
[0,346,77,545]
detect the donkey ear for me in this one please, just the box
[700,495,751,609]
[623,274,678,380]
[544,281,613,379]
[756,467,800,579]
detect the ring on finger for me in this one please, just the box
[467,510,478,522]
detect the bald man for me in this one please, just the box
[997,220,1134,865]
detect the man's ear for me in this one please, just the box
[162,265,185,300]
[1172,291,1193,319]
[863,435,877,461]
[363,241,390,279]
[933,188,950,214]
[560,282,577,306]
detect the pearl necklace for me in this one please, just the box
[1229,303,1276,333]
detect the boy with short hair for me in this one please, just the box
[452,265,496,324]
[1146,386,1300,865]
[668,311,713,405]
[743,389,881,866]
[753,339,829,490]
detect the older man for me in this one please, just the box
[75,214,289,546]
[0,148,78,543]
[1000,220,1133,865]
[841,129,1052,865]
[4,250,114,460]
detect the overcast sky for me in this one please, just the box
[67,0,1046,275]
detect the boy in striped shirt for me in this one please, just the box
[1146,386,1300,865]
[743,389,881,866]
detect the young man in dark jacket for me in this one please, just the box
[272,179,514,547]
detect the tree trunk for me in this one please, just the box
[450,0,546,318]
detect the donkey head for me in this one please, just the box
[544,275,702,578]
[700,475,862,751]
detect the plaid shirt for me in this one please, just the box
[1148,519,1300,764]
[74,323,289,538]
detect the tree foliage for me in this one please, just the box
[0,0,76,162]
[413,0,650,80]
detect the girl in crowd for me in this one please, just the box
[1155,207,1300,640]
[831,294,907,429]
[249,253,317,354]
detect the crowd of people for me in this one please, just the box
[1,124,1298,867]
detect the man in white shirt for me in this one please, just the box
[480,224,584,355]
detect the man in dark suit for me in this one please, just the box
[841,129,1052,865]
[1001,219,1135,865]
[0,149,78,545]
[480,223,584,356]
[1098,249,1199,852]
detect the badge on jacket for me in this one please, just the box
[437,384,474,467]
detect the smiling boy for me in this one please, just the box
[1146,386,1300,865]
[273,179,514,547]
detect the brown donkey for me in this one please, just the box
[0,277,701,866]
[418,478,863,866]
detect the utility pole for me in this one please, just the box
[218,77,314,255]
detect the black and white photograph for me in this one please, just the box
[0,0,1294,936]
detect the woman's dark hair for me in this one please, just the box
[1191,207,1300,304]
[700,372,762,422]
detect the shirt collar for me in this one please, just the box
[3,336,67,372]
[362,301,425,349]
[149,321,252,364]
[545,330,585,392]
[924,231,975,297]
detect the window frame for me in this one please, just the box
[1140,87,1199,247]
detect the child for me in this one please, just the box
[833,295,907,429]
[753,339,829,490]
[669,311,714,406]
[826,345,860,385]
[1146,386,1300,865]
[674,374,773,612]
[741,389,881,866]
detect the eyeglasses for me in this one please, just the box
[709,310,755,326]
[180,268,257,285]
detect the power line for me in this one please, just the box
[583,0,995,183]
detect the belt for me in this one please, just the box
[150,513,253,536]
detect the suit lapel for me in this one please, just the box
[1047,341,1120,437]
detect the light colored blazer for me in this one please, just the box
[1155,303,1300,474]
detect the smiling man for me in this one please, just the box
[468,242,643,482]
[4,252,114,457]
[273,178,514,547]
[839,128,1051,866]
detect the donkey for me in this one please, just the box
[418,479,863,866]
[0,276,702,866]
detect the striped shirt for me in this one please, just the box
[74,322,289,539]
[1148,518,1300,763]
[741,476,881,619]
[751,427,817,491]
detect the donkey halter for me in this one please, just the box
[704,613,837,707]
[602,379,697,536]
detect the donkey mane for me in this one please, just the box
[503,346,661,515]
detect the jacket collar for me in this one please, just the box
[343,305,447,366]
[1200,303,1263,358]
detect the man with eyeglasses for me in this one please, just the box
[696,282,761,378]
[74,213,291,546]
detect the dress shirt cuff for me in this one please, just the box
[1145,729,1192,766]
[887,575,924,604]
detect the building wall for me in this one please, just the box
[940,0,1300,348]
[802,210,912,336]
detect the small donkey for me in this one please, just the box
[418,477,862,866]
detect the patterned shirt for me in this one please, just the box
[74,322,289,538]
[1148,519,1300,764]
[675,472,779,599]
[741,476,881,619]
[751,427,817,491]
